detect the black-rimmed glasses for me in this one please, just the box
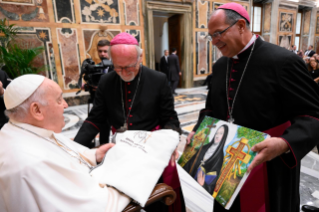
[205,20,239,41]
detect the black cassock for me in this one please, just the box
[194,37,319,212]
[75,65,181,147]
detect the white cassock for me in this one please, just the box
[0,121,130,212]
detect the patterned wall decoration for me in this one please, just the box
[123,0,139,25]
[279,12,293,32]
[196,0,209,28]
[303,10,311,35]
[278,35,291,49]
[0,0,49,22]
[277,9,296,50]
[83,29,121,63]
[14,28,54,79]
[316,16,319,34]
[52,0,75,23]
[263,3,271,33]
[302,36,308,52]
[196,31,209,75]
[125,29,141,46]
[80,0,120,24]
[315,36,319,54]
[262,35,270,43]
[57,28,80,89]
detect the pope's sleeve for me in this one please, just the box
[278,53,319,168]
[74,77,108,147]
[159,75,181,133]
[4,158,130,212]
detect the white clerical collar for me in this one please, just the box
[10,120,54,138]
[233,34,257,59]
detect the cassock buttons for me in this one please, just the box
[230,78,236,82]
[231,69,237,73]
[129,123,133,126]
[229,87,234,91]
[128,99,132,102]
[129,115,133,117]
[129,107,131,110]
[127,82,130,85]
[128,91,131,94]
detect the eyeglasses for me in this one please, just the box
[114,61,138,72]
[205,20,239,42]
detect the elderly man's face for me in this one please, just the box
[41,79,68,133]
[111,45,141,82]
[208,10,243,58]
[164,50,169,56]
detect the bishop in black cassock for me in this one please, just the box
[189,3,319,212]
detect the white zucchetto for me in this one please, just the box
[4,74,45,109]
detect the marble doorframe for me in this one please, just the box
[145,1,193,88]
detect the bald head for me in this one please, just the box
[110,44,143,82]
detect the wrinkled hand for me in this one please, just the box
[95,143,115,163]
[197,170,205,186]
[170,148,179,167]
[186,131,195,145]
[179,72,182,76]
[248,137,289,172]
[0,81,4,96]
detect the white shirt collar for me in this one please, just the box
[10,120,54,138]
[232,34,257,59]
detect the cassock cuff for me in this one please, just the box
[279,137,297,169]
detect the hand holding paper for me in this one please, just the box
[248,137,289,172]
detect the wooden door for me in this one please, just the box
[168,14,182,87]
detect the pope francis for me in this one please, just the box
[0,75,131,212]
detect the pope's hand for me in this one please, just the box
[0,81,4,96]
[186,131,195,145]
[248,137,289,172]
[96,143,115,163]
[170,148,179,167]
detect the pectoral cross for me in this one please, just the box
[213,138,251,198]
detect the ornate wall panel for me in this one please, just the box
[14,28,55,80]
[196,31,209,75]
[53,0,75,23]
[0,0,49,22]
[57,28,80,89]
[83,29,121,63]
[277,8,296,50]
[303,10,311,35]
[196,0,209,29]
[80,0,120,24]
[302,36,308,53]
[263,35,270,42]
[123,0,139,25]
[125,29,141,46]
[315,36,319,53]
[263,3,271,33]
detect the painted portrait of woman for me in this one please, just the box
[183,124,229,195]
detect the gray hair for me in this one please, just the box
[212,9,250,29]
[5,84,48,122]
[108,45,143,62]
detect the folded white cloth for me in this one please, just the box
[90,129,179,206]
